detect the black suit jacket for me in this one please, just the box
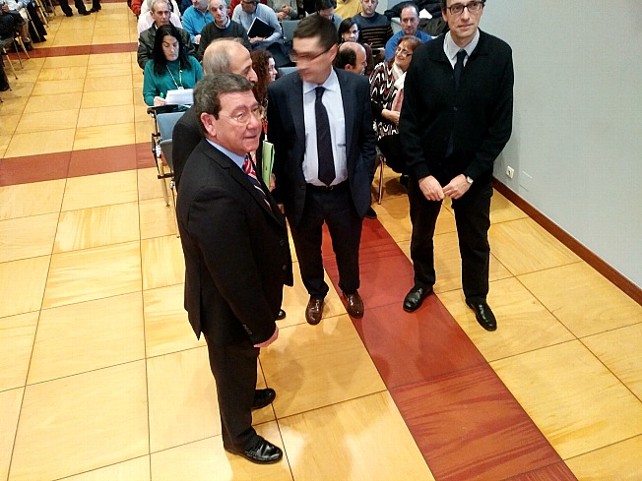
[400,30,514,185]
[266,69,377,226]
[176,140,293,346]
[172,106,201,188]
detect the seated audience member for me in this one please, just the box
[178,0,191,13]
[137,0,182,35]
[383,3,431,61]
[138,0,196,69]
[334,41,366,74]
[266,0,297,20]
[353,0,392,51]
[58,0,91,16]
[143,24,203,106]
[338,17,373,75]
[140,0,181,16]
[228,0,265,14]
[1,0,32,48]
[0,6,16,40]
[231,0,281,49]
[369,35,421,182]
[334,0,360,19]
[313,0,341,30]
[181,0,213,44]
[198,0,249,58]
[7,0,47,42]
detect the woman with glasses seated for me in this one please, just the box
[143,24,203,106]
[369,35,421,183]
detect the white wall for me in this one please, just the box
[481,0,642,288]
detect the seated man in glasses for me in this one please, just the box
[400,0,514,332]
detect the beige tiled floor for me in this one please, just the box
[0,6,641,480]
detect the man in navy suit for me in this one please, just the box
[177,73,293,464]
[267,15,376,325]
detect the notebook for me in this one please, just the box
[247,17,275,38]
[164,88,194,106]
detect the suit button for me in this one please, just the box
[282,265,287,271]
[279,239,286,246]
[453,106,458,112]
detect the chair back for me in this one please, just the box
[280,19,300,41]
[156,110,185,170]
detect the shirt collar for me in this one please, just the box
[302,68,339,95]
[444,29,480,61]
[206,138,246,169]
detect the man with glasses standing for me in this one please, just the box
[267,15,376,325]
[176,73,292,464]
[400,0,513,331]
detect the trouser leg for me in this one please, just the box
[408,178,442,288]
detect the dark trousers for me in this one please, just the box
[408,178,492,302]
[58,0,89,14]
[288,183,362,298]
[377,134,405,174]
[204,335,260,451]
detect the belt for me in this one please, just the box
[306,181,347,192]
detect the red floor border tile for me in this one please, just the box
[0,151,71,186]
[26,42,136,59]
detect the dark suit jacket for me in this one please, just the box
[172,106,201,188]
[176,139,293,346]
[400,30,514,185]
[266,68,377,226]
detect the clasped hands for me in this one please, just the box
[419,174,470,201]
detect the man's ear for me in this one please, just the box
[200,112,218,139]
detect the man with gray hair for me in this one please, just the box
[197,0,250,58]
[177,72,292,464]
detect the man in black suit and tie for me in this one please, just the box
[176,73,293,464]
[267,15,376,325]
[399,0,514,331]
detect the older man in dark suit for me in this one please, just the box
[267,15,376,325]
[176,73,292,464]
[399,0,513,331]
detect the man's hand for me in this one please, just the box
[268,173,276,191]
[382,109,400,125]
[254,325,279,348]
[249,36,264,44]
[418,175,444,201]
[194,34,201,44]
[442,174,471,200]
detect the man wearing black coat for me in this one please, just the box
[399,0,513,331]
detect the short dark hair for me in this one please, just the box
[152,25,191,75]
[194,73,253,132]
[294,15,338,51]
[400,2,419,17]
[315,0,336,11]
[337,17,356,41]
[334,47,356,69]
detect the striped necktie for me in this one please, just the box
[243,154,269,207]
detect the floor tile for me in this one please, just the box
[73,122,136,150]
[29,292,145,384]
[490,218,580,275]
[147,346,220,452]
[137,167,166,201]
[85,63,133,79]
[31,78,85,96]
[0,212,58,262]
[519,263,642,337]
[491,340,642,459]
[9,362,148,481]
[439,277,575,361]
[391,365,563,481]
[61,170,138,211]
[143,283,204,358]
[140,234,185,290]
[54,201,140,252]
[0,95,28,115]
[565,435,642,481]
[68,144,138,177]
[77,104,135,128]
[150,423,292,481]
[1,113,21,134]
[280,391,435,481]
[81,89,133,109]
[139,198,178,239]
[502,462,578,481]
[0,312,38,391]
[355,300,486,388]
[23,92,83,113]
[88,51,133,65]
[37,65,88,81]
[490,190,529,223]
[5,129,76,157]
[260,315,385,418]
[41,54,89,69]
[43,241,141,309]
[0,151,70,186]
[582,323,642,399]
[0,256,49,318]
[14,109,80,134]
[60,456,150,481]
[84,74,133,93]
[0,388,23,481]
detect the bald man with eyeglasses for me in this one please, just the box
[400,0,514,331]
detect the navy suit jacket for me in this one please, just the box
[176,139,293,346]
[266,68,377,226]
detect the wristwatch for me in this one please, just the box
[465,176,474,185]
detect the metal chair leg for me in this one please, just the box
[377,154,385,204]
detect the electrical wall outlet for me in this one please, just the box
[506,166,514,179]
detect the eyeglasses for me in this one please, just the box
[394,47,413,59]
[289,46,332,63]
[446,0,485,16]
[218,106,262,125]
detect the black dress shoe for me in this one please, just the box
[79,10,91,15]
[343,291,364,318]
[466,300,497,331]
[365,206,377,219]
[64,11,73,16]
[276,309,286,320]
[305,296,324,325]
[90,7,101,12]
[226,436,283,464]
[252,388,276,410]
[403,285,432,312]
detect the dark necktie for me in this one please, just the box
[243,154,269,207]
[446,50,468,157]
[315,86,336,186]
[453,49,467,90]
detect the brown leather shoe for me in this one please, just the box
[343,291,364,318]
[305,296,324,325]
